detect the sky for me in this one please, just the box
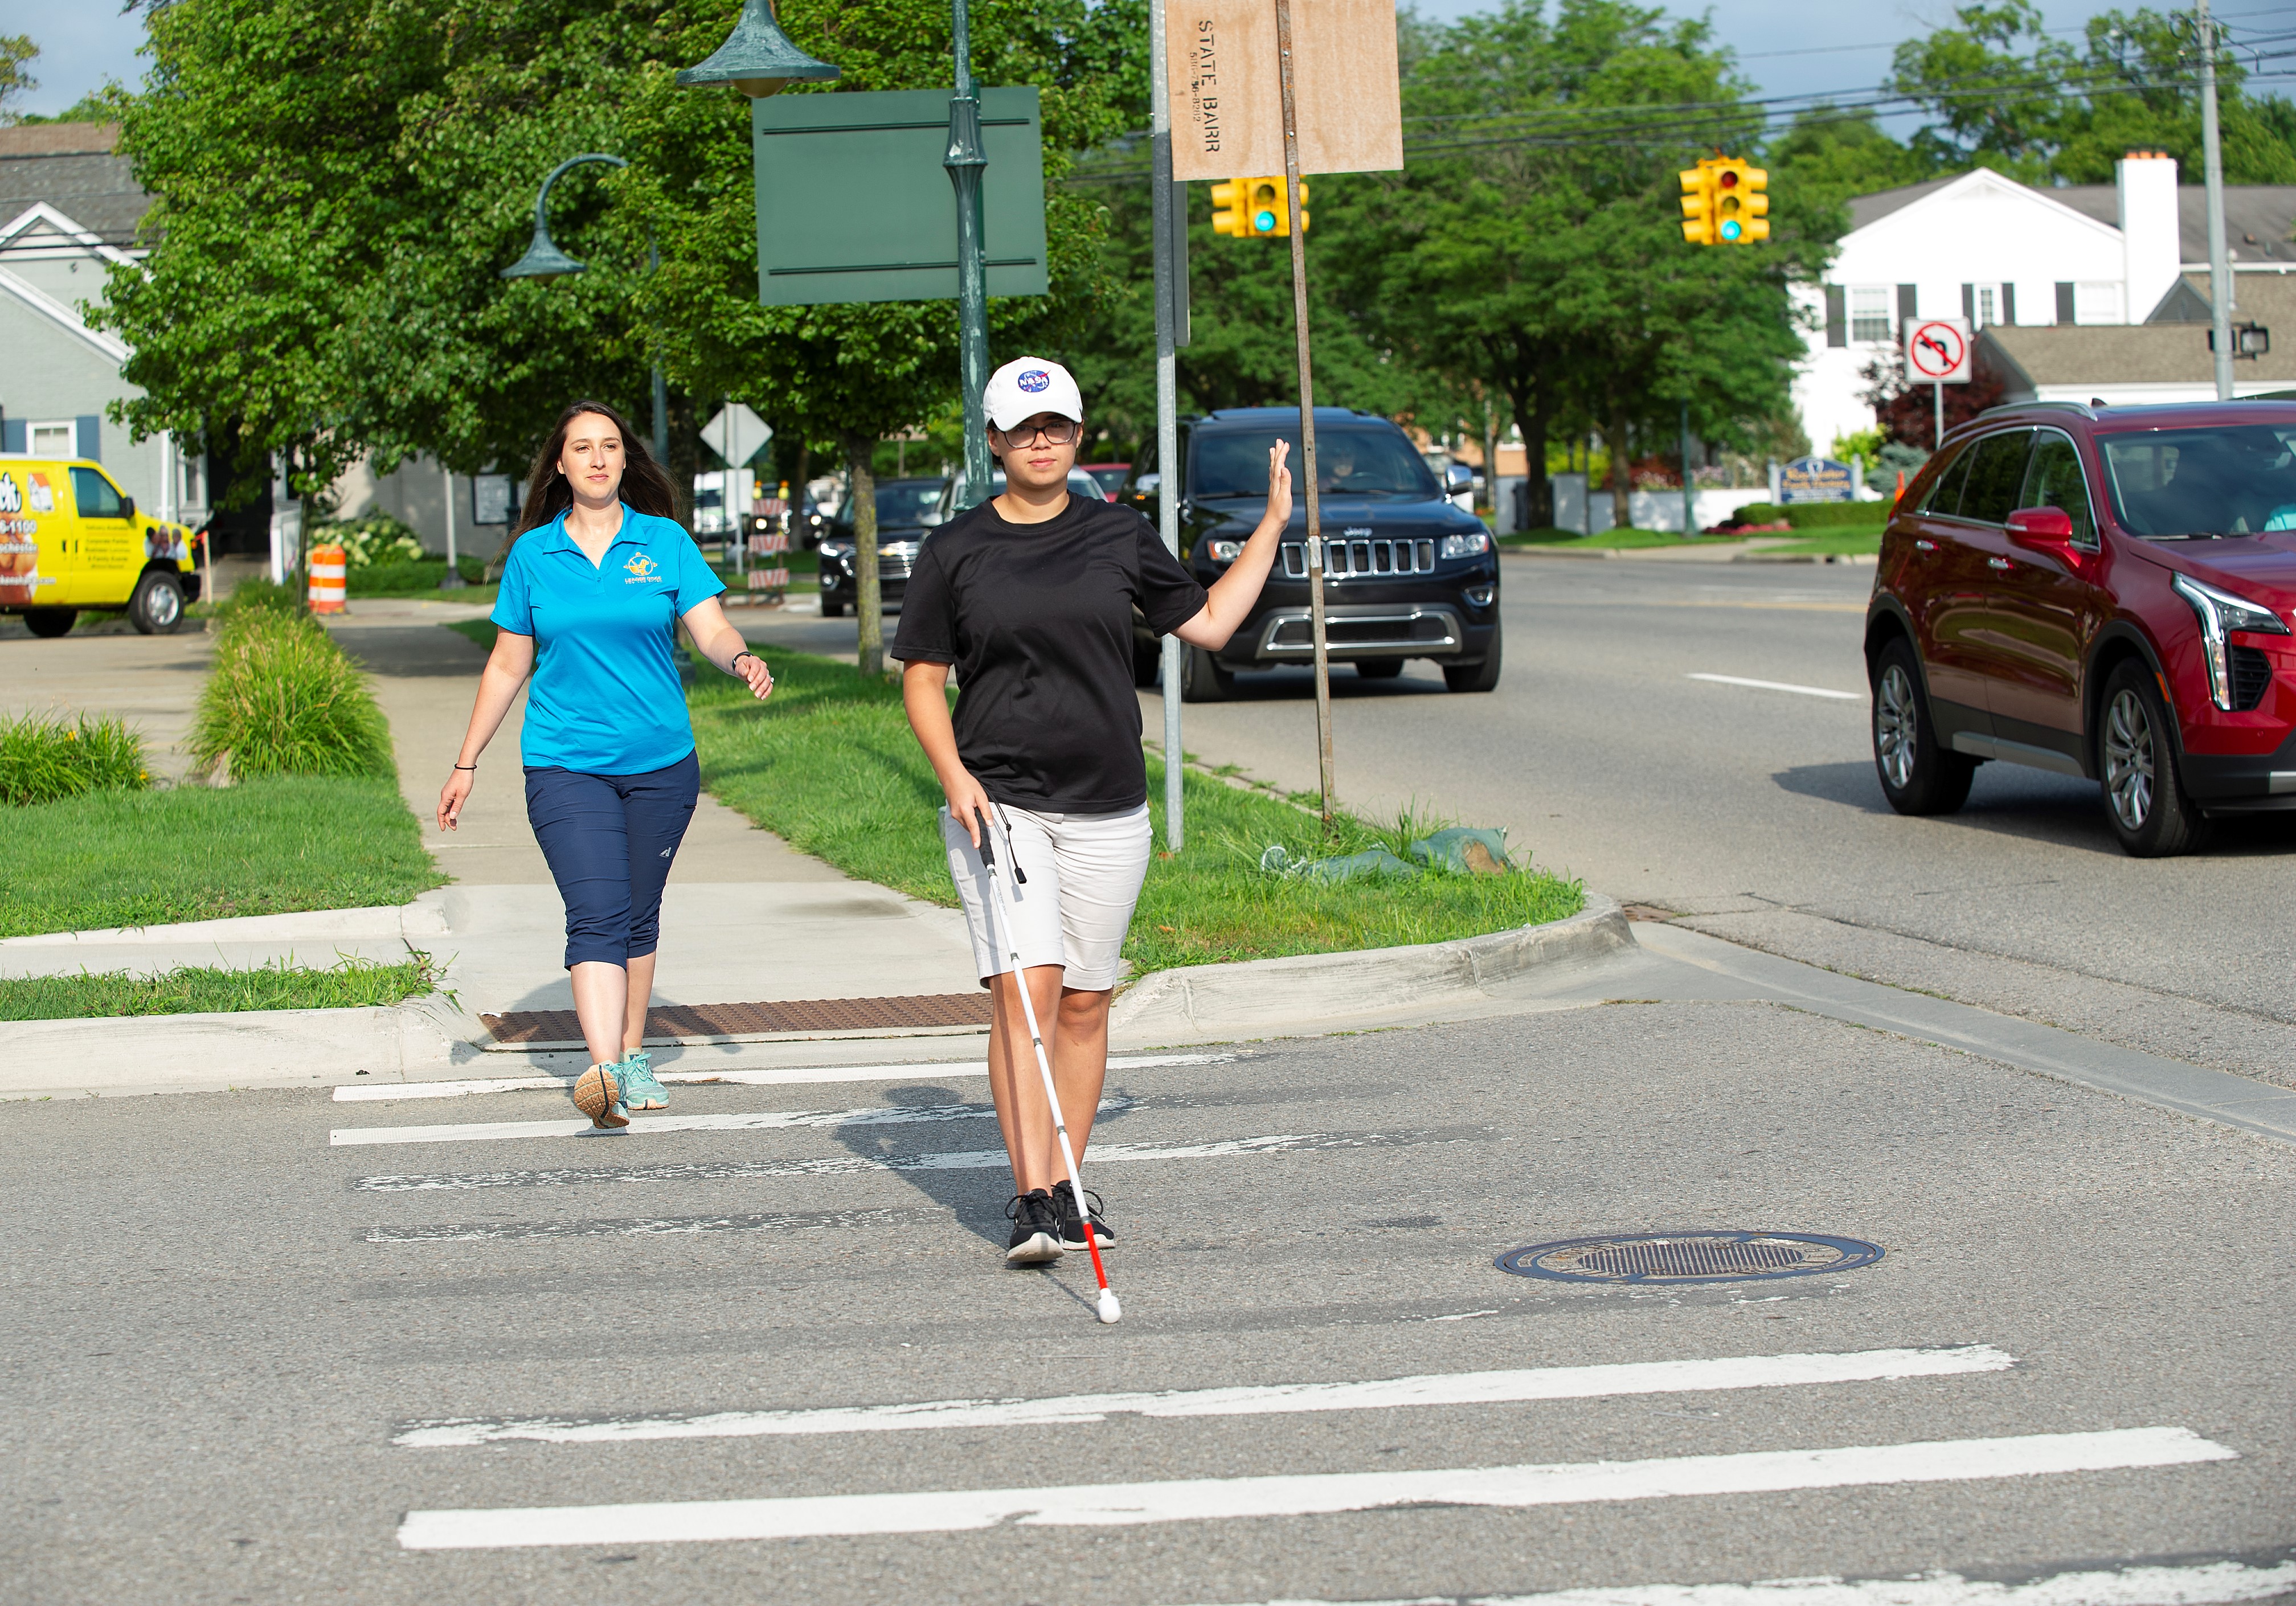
[2,0,2285,125]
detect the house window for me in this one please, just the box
[1976,285,1999,327]
[1849,286,1893,343]
[30,421,75,457]
[179,453,207,510]
[2074,282,2125,325]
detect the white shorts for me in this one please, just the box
[943,802,1152,992]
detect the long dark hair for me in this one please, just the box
[513,398,677,538]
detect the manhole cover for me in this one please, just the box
[1496,1231,1882,1284]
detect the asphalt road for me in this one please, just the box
[8,1002,2291,1604]
[1070,554,2296,1089]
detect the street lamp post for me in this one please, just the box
[502,154,669,467]
[946,0,992,511]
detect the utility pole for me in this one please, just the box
[440,465,464,589]
[1149,0,1186,851]
[1274,0,1335,831]
[2199,0,2235,403]
[1679,401,1695,536]
[946,0,992,507]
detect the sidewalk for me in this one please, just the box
[0,597,987,1097]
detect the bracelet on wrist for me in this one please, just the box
[453,764,476,771]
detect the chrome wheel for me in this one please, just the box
[2103,687,2156,830]
[1875,663,1917,789]
[146,580,182,629]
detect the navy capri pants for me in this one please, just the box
[524,751,700,969]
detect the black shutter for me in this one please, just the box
[1897,284,1918,322]
[1825,286,1847,348]
[1961,284,1975,320]
[2055,282,2076,324]
[2000,284,2016,325]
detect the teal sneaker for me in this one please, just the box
[619,1047,668,1111]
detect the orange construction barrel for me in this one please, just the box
[309,543,347,614]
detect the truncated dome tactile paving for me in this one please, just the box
[481,993,994,1046]
[1497,1230,1885,1284]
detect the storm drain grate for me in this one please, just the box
[1496,1230,1883,1285]
[483,993,993,1046]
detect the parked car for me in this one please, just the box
[0,454,199,635]
[1079,462,1129,500]
[1866,398,2296,856]
[1128,407,1501,699]
[818,476,948,618]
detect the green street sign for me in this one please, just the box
[752,88,1048,306]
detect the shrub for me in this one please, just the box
[190,609,395,781]
[1727,501,1888,528]
[0,712,151,807]
[347,556,486,596]
[316,510,428,568]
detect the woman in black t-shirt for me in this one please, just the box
[892,356,1292,1265]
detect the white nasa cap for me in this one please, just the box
[983,356,1083,432]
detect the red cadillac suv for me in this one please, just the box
[1866,399,2296,857]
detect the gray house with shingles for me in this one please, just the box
[1981,271,2296,404]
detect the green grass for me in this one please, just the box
[444,618,498,653]
[0,953,443,1020]
[687,652,1581,975]
[0,776,446,937]
[1500,527,1709,550]
[1,711,151,806]
[1765,528,1884,556]
[191,608,395,781]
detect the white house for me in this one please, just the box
[1794,154,2296,450]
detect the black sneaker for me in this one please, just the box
[1049,1180,1115,1253]
[1004,1190,1061,1265]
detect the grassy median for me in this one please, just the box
[0,952,442,1020]
[0,776,446,939]
[687,650,1581,974]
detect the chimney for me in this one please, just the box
[2117,151,2180,324]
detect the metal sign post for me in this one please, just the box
[1150,0,1188,852]
[1903,317,1972,449]
[1274,0,1335,831]
[947,0,993,510]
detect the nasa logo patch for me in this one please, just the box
[1018,370,1050,393]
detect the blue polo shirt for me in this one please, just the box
[491,505,726,775]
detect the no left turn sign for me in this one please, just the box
[1904,317,1974,384]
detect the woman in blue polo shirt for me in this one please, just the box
[438,399,773,1128]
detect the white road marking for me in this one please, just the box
[1168,1557,2296,1606]
[352,1128,1469,1192]
[332,1053,1231,1103]
[367,1205,942,1244]
[396,1425,2233,1549]
[330,1095,1135,1148]
[1688,673,1862,701]
[395,1344,2012,1448]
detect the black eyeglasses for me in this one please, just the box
[993,419,1080,446]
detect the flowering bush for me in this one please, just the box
[317,511,427,568]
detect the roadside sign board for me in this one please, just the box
[752,88,1047,307]
[1781,456,1857,504]
[705,403,773,469]
[1165,0,1403,181]
[1905,317,1974,384]
[471,474,513,526]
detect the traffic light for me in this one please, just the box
[1712,159,1769,244]
[1210,176,1308,238]
[1679,165,1714,245]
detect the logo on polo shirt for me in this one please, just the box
[623,553,662,583]
[1018,370,1050,393]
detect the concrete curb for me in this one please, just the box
[1109,892,1634,1044]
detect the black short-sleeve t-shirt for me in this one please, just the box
[891,493,1208,813]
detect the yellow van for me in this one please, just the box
[0,456,199,636]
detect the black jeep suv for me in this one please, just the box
[1132,407,1501,698]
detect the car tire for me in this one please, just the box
[23,608,75,639]
[2098,660,2204,857]
[820,597,844,618]
[1871,638,1976,815]
[1180,644,1233,703]
[128,572,186,635]
[1355,659,1404,679]
[1442,621,1502,692]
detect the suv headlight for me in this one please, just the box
[1205,539,1242,562]
[2173,572,2289,710]
[1439,530,1491,559]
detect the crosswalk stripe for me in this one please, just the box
[329,1095,1135,1149]
[351,1129,1476,1192]
[1167,1557,2296,1606]
[392,1343,2012,1448]
[366,1204,944,1244]
[331,1053,1233,1103]
[395,1425,2234,1550]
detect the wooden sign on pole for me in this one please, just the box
[1165,0,1402,182]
